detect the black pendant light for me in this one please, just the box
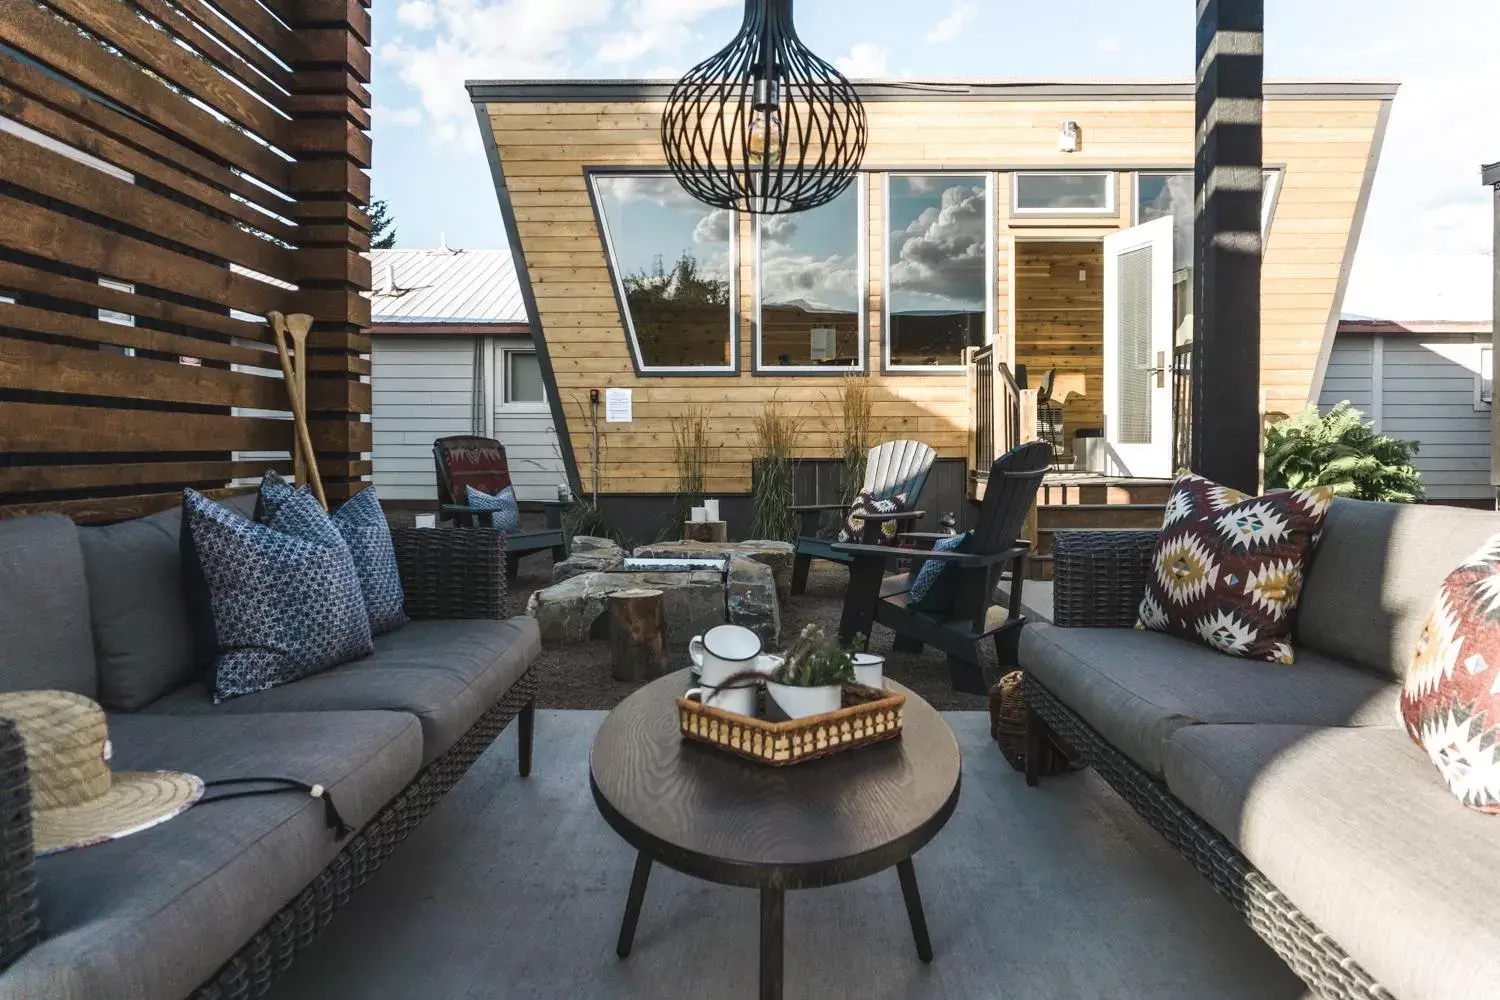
[661,0,867,215]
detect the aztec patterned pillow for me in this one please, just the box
[184,488,373,704]
[1136,474,1334,664]
[838,491,908,544]
[907,531,972,613]
[465,484,522,535]
[259,473,406,635]
[1400,532,1500,812]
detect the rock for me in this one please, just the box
[526,570,725,645]
[633,539,796,599]
[726,556,780,646]
[551,539,624,583]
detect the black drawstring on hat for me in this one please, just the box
[198,777,354,841]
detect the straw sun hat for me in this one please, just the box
[0,690,202,856]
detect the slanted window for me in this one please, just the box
[1012,172,1116,215]
[1136,169,1284,271]
[755,183,863,371]
[885,174,991,370]
[591,173,736,374]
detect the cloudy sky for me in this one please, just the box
[371,0,1498,321]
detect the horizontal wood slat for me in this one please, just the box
[0,487,252,526]
[0,401,370,453]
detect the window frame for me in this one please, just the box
[587,167,739,377]
[503,347,548,408]
[752,177,867,375]
[1477,343,1493,411]
[1010,170,1118,217]
[882,171,995,375]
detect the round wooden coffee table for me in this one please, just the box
[589,669,961,1000]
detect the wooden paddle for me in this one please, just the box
[267,311,328,511]
[284,313,313,490]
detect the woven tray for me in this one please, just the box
[677,683,905,766]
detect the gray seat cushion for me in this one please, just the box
[144,617,540,763]
[1020,622,1400,775]
[78,507,199,711]
[0,513,96,697]
[0,710,422,1000]
[1162,724,1500,1000]
[1298,498,1500,680]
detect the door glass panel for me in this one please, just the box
[507,351,544,403]
[1116,246,1153,445]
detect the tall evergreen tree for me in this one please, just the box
[369,199,397,250]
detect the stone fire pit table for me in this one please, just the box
[525,538,793,649]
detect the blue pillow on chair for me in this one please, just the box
[184,488,373,704]
[907,531,972,614]
[465,484,522,534]
[258,473,407,635]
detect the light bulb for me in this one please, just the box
[747,107,783,163]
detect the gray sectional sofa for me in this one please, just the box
[1021,498,1500,1000]
[0,496,541,1000]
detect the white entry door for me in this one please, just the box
[1102,216,1175,478]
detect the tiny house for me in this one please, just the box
[467,78,1395,534]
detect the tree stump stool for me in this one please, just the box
[609,589,669,682]
[683,520,728,543]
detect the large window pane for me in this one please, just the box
[593,174,735,371]
[886,175,989,368]
[757,186,861,369]
[1013,172,1115,214]
[1136,169,1284,272]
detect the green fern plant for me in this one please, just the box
[1263,401,1424,503]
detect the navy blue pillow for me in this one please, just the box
[908,531,972,614]
[184,488,373,703]
[259,473,406,634]
[465,484,522,534]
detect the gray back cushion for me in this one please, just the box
[79,506,199,711]
[1298,498,1500,679]
[0,513,97,696]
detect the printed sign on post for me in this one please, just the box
[604,387,633,423]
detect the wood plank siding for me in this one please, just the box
[473,82,1392,495]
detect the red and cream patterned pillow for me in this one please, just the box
[1401,533,1500,812]
[838,491,908,544]
[1136,474,1334,664]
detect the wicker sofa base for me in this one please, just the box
[1022,674,1394,1000]
[188,664,539,1000]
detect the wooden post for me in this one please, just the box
[683,520,729,543]
[1486,163,1500,494]
[609,589,668,682]
[1192,0,1264,494]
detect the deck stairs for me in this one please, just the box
[1028,473,1171,580]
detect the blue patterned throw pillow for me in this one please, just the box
[465,484,521,534]
[184,488,373,703]
[908,531,972,613]
[258,473,406,635]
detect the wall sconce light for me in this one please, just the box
[1058,120,1081,153]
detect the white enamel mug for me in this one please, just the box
[684,682,756,717]
[852,652,886,689]
[688,624,763,683]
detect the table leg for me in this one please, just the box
[896,858,933,963]
[615,853,652,958]
[759,886,784,1000]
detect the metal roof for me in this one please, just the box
[367,248,524,324]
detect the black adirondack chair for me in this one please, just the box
[433,435,571,581]
[833,441,1053,694]
[789,440,938,595]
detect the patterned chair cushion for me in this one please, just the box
[1136,473,1333,665]
[183,488,373,704]
[907,531,971,613]
[1401,531,1500,811]
[838,491,908,544]
[465,484,522,535]
[258,474,406,635]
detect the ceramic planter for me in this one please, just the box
[852,652,885,689]
[766,680,842,720]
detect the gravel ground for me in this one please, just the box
[508,553,995,712]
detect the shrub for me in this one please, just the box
[750,400,801,543]
[1263,402,1424,503]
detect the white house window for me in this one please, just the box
[884,174,992,370]
[1012,171,1116,215]
[591,173,736,374]
[755,182,864,371]
[505,350,546,404]
[1478,345,1493,409]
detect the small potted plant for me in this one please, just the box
[766,624,854,719]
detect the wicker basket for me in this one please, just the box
[678,683,905,767]
[990,670,1075,776]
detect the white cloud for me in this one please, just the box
[890,180,988,307]
[1096,36,1122,52]
[396,1,437,30]
[375,105,423,127]
[924,2,975,44]
[835,44,889,78]
[595,0,737,64]
[693,207,732,245]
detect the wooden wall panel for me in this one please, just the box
[0,0,372,522]
[483,90,1385,494]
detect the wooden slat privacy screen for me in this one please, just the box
[0,0,373,523]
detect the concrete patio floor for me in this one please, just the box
[267,709,1306,1000]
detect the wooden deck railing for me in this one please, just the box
[1173,342,1193,474]
[967,345,1037,498]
